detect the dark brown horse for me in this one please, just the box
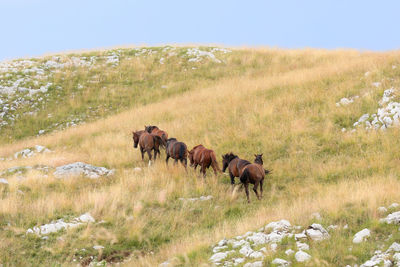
[189,145,220,177]
[222,152,251,185]
[145,125,168,144]
[239,154,271,203]
[132,130,165,161]
[166,138,187,168]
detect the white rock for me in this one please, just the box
[381,211,400,224]
[387,242,400,252]
[232,239,249,249]
[243,261,263,267]
[260,247,267,254]
[327,225,339,231]
[0,178,8,185]
[270,243,278,251]
[389,203,400,209]
[134,167,142,172]
[239,244,254,257]
[353,228,371,244]
[285,249,295,255]
[78,213,95,223]
[93,245,104,250]
[305,223,330,241]
[54,162,114,179]
[209,252,228,263]
[246,232,268,245]
[296,242,309,251]
[295,251,311,262]
[378,207,388,213]
[265,220,291,232]
[393,253,400,261]
[233,258,245,265]
[213,245,228,253]
[249,251,264,259]
[271,258,290,266]
[294,232,307,240]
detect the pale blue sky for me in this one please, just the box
[1,0,400,61]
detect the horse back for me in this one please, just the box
[139,132,154,149]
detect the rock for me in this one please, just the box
[232,258,245,265]
[246,232,268,245]
[260,247,267,254]
[53,162,114,179]
[381,211,400,224]
[285,249,295,255]
[249,251,264,259]
[0,178,8,185]
[218,239,228,247]
[305,223,330,241]
[394,253,400,261]
[159,261,170,267]
[232,239,249,249]
[243,261,263,267]
[93,245,104,250]
[378,207,388,213]
[296,242,309,251]
[271,258,290,266]
[239,244,254,257]
[133,167,142,172]
[265,220,291,232]
[26,212,95,235]
[209,252,228,263]
[270,243,278,251]
[294,232,307,240]
[213,245,228,253]
[387,242,400,252]
[353,229,371,244]
[295,251,311,262]
[389,203,400,209]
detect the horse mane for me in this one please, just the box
[192,144,204,150]
[167,137,177,142]
[145,125,159,133]
[223,152,238,163]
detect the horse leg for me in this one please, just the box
[260,179,264,199]
[202,164,207,178]
[181,159,187,171]
[194,163,198,170]
[140,147,145,161]
[174,159,178,165]
[253,181,260,200]
[229,172,235,185]
[146,149,152,161]
[166,154,170,166]
[244,183,250,203]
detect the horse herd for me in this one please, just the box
[132,126,271,203]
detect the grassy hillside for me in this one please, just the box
[1,47,400,266]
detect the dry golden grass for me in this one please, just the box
[1,48,400,266]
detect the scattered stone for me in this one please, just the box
[285,249,295,255]
[209,252,228,263]
[327,225,339,231]
[243,261,263,267]
[93,245,104,250]
[305,223,330,241]
[0,178,8,185]
[271,258,290,266]
[26,212,95,235]
[389,203,400,209]
[381,211,400,224]
[133,167,142,172]
[53,162,114,179]
[296,242,309,251]
[353,229,371,244]
[295,251,311,262]
[311,212,322,220]
[179,195,213,202]
[387,242,400,252]
[378,207,388,213]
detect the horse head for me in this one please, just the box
[254,153,263,165]
[132,131,141,148]
[222,152,238,172]
[188,149,195,166]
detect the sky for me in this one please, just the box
[1,0,400,61]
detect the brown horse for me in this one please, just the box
[145,125,168,144]
[222,152,251,185]
[239,154,271,203]
[133,130,165,161]
[166,138,187,168]
[188,145,220,177]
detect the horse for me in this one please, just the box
[133,130,165,161]
[222,152,251,185]
[188,145,220,177]
[145,125,168,144]
[239,154,271,203]
[166,138,188,168]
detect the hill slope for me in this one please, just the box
[1,47,400,266]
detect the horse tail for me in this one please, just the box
[240,168,250,184]
[179,143,186,159]
[210,151,221,172]
[264,169,272,175]
[153,135,164,149]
